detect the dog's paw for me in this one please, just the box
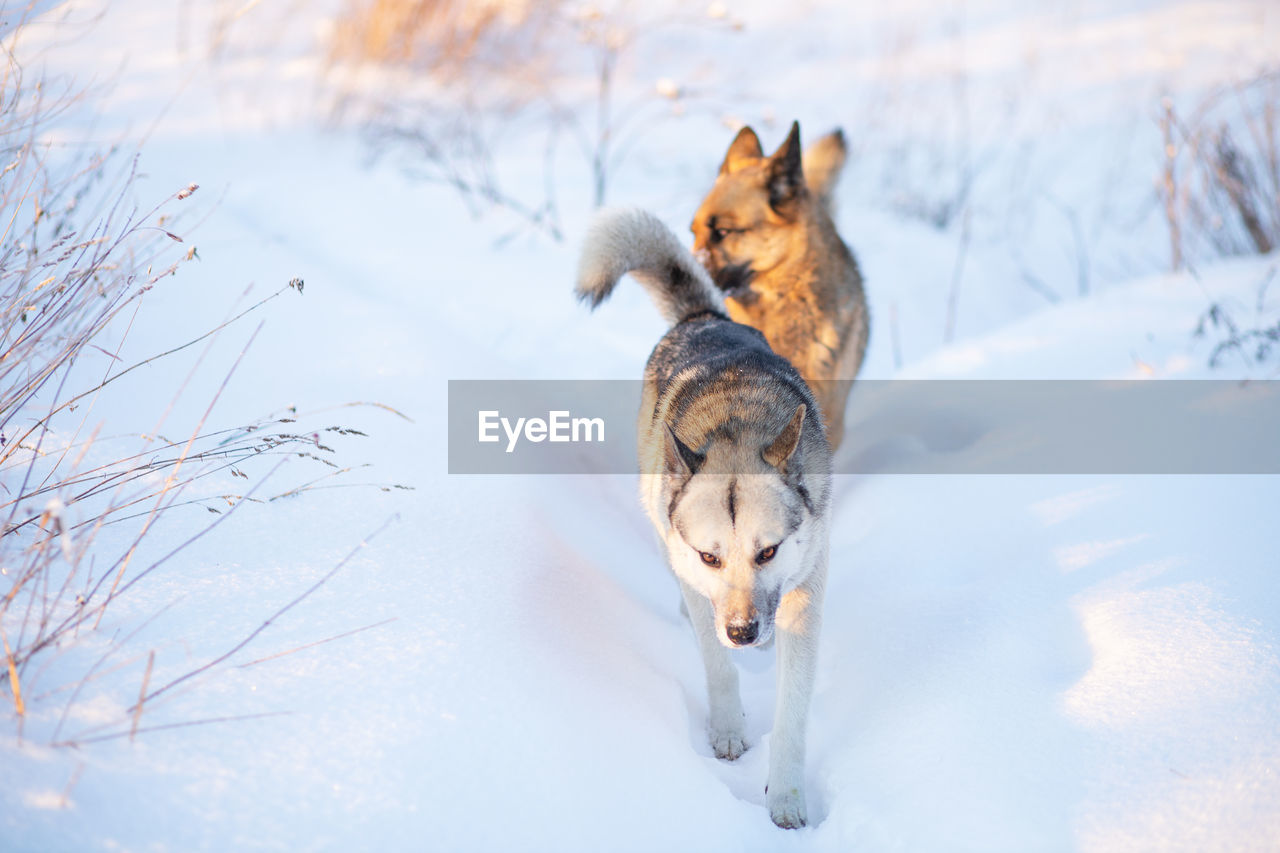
[766,784,808,829]
[710,727,748,761]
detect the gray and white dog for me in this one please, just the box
[577,208,833,829]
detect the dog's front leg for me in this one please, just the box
[766,558,827,829]
[678,579,747,761]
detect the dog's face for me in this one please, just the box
[690,123,807,295]
[662,405,815,648]
[691,122,850,298]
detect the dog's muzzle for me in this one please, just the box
[711,262,755,297]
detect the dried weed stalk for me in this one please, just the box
[1160,71,1280,269]
[1,16,408,742]
[325,0,744,241]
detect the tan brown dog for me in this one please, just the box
[691,122,868,449]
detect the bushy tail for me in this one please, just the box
[575,207,722,326]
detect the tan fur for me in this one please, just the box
[802,130,848,216]
[691,122,868,449]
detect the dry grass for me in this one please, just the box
[1,13,409,742]
[1160,70,1280,268]
[1158,71,1280,371]
[325,0,743,239]
[1194,266,1280,370]
[329,0,563,82]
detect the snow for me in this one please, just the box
[2,0,1278,850]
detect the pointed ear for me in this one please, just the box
[665,425,704,476]
[802,128,847,212]
[763,403,807,471]
[766,121,805,215]
[720,126,763,175]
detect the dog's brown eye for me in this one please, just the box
[699,551,721,568]
[756,545,777,564]
[713,228,729,241]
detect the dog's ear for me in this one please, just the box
[802,128,847,215]
[766,121,805,216]
[763,403,806,471]
[720,126,763,175]
[665,425,704,476]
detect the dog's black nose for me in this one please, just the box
[726,621,759,646]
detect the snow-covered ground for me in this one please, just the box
[3,0,1279,850]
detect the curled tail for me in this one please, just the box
[576,207,722,326]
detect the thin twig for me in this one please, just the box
[944,206,972,343]
[236,617,398,669]
[132,514,400,711]
[96,321,267,628]
[53,711,292,748]
[3,628,24,717]
[129,649,154,742]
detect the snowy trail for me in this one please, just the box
[4,1,1280,850]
